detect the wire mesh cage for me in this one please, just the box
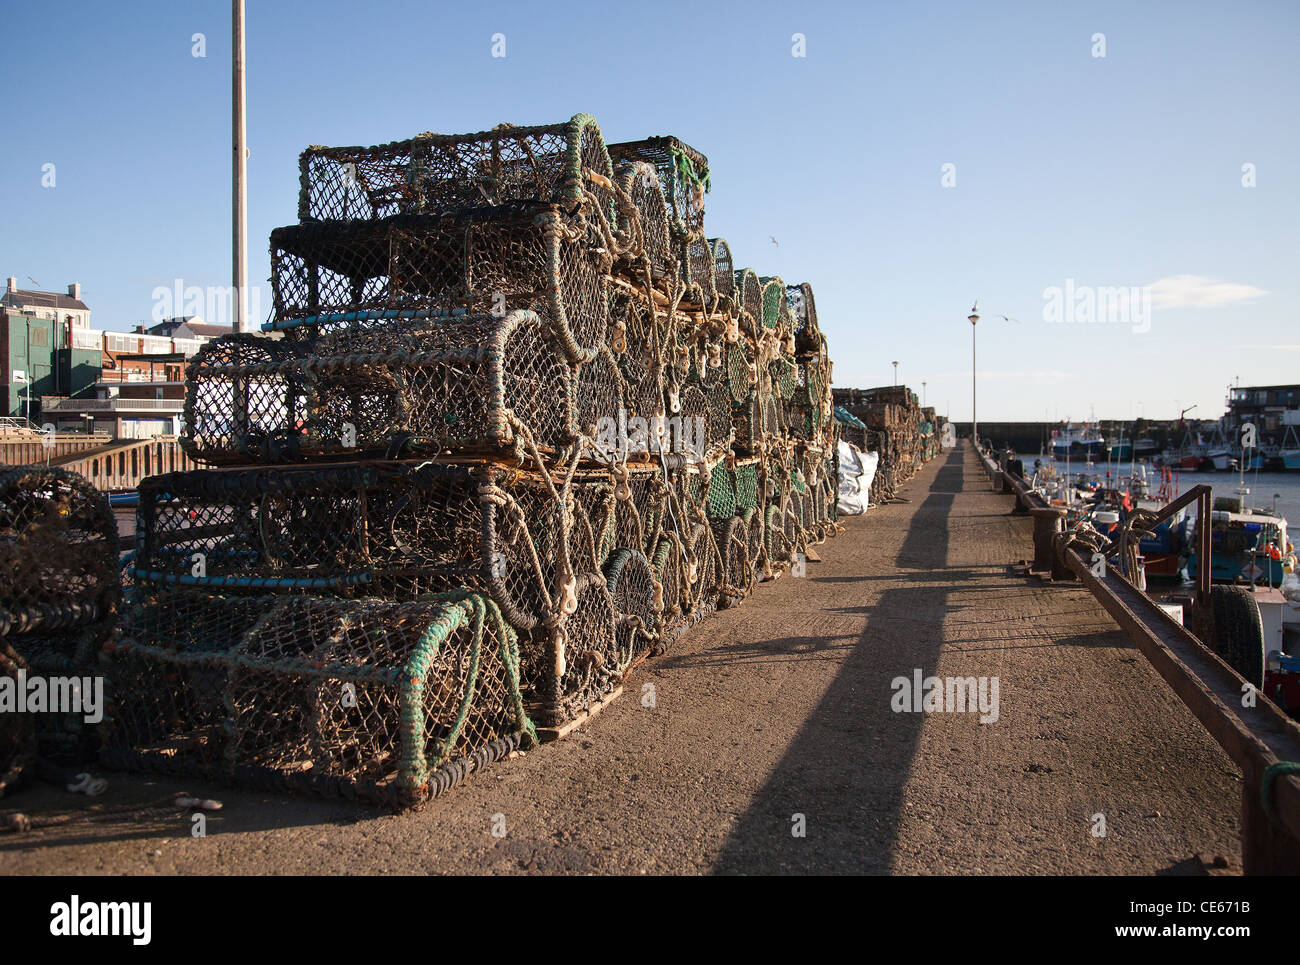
[682,236,717,309]
[734,268,762,336]
[183,310,615,465]
[603,547,659,667]
[759,276,793,338]
[298,113,615,224]
[650,533,684,627]
[710,239,735,302]
[102,589,535,807]
[606,136,709,240]
[0,467,120,669]
[615,161,675,282]
[0,642,34,798]
[132,461,606,634]
[787,282,821,353]
[268,204,610,364]
[526,570,622,725]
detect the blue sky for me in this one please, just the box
[2,0,1296,422]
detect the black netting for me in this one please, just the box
[0,467,120,669]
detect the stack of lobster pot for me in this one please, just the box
[105,113,841,808]
[0,466,120,778]
[833,385,936,505]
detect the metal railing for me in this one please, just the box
[980,442,1300,872]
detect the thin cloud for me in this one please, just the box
[1148,274,1268,310]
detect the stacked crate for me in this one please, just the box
[108,114,841,806]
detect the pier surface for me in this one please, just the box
[1,444,1242,875]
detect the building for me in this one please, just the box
[2,277,91,329]
[1224,383,1300,439]
[3,278,232,436]
[143,316,232,342]
[1,278,93,423]
[45,352,189,438]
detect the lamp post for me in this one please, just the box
[233,0,249,333]
[892,361,899,386]
[969,303,980,446]
[922,381,927,405]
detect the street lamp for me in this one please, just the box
[922,381,927,406]
[892,361,899,385]
[969,302,980,446]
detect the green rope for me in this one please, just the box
[1260,761,1300,824]
[669,144,710,194]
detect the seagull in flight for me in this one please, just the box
[770,236,779,247]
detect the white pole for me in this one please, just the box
[233,0,249,333]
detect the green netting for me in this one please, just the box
[735,463,759,513]
[705,466,737,519]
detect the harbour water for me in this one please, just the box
[1028,454,1300,531]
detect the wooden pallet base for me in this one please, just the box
[535,686,624,742]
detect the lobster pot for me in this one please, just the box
[711,513,753,604]
[577,464,666,565]
[299,113,615,225]
[524,571,622,725]
[608,283,672,378]
[616,161,676,282]
[734,269,762,336]
[132,462,605,634]
[703,376,735,458]
[786,354,833,445]
[732,391,761,454]
[701,458,761,521]
[760,276,794,338]
[787,282,821,353]
[608,137,713,309]
[725,337,757,405]
[0,644,33,796]
[603,547,659,666]
[710,239,735,302]
[102,591,534,808]
[606,136,709,241]
[268,204,609,361]
[0,467,120,670]
[733,382,782,455]
[769,355,798,401]
[681,236,717,308]
[183,310,610,465]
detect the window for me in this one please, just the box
[72,328,102,351]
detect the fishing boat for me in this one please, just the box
[1184,503,1289,585]
[1051,422,1105,459]
[1174,427,1208,471]
[1204,423,1238,472]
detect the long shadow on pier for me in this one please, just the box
[711,447,967,874]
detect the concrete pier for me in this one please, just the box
[0,443,1242,874]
